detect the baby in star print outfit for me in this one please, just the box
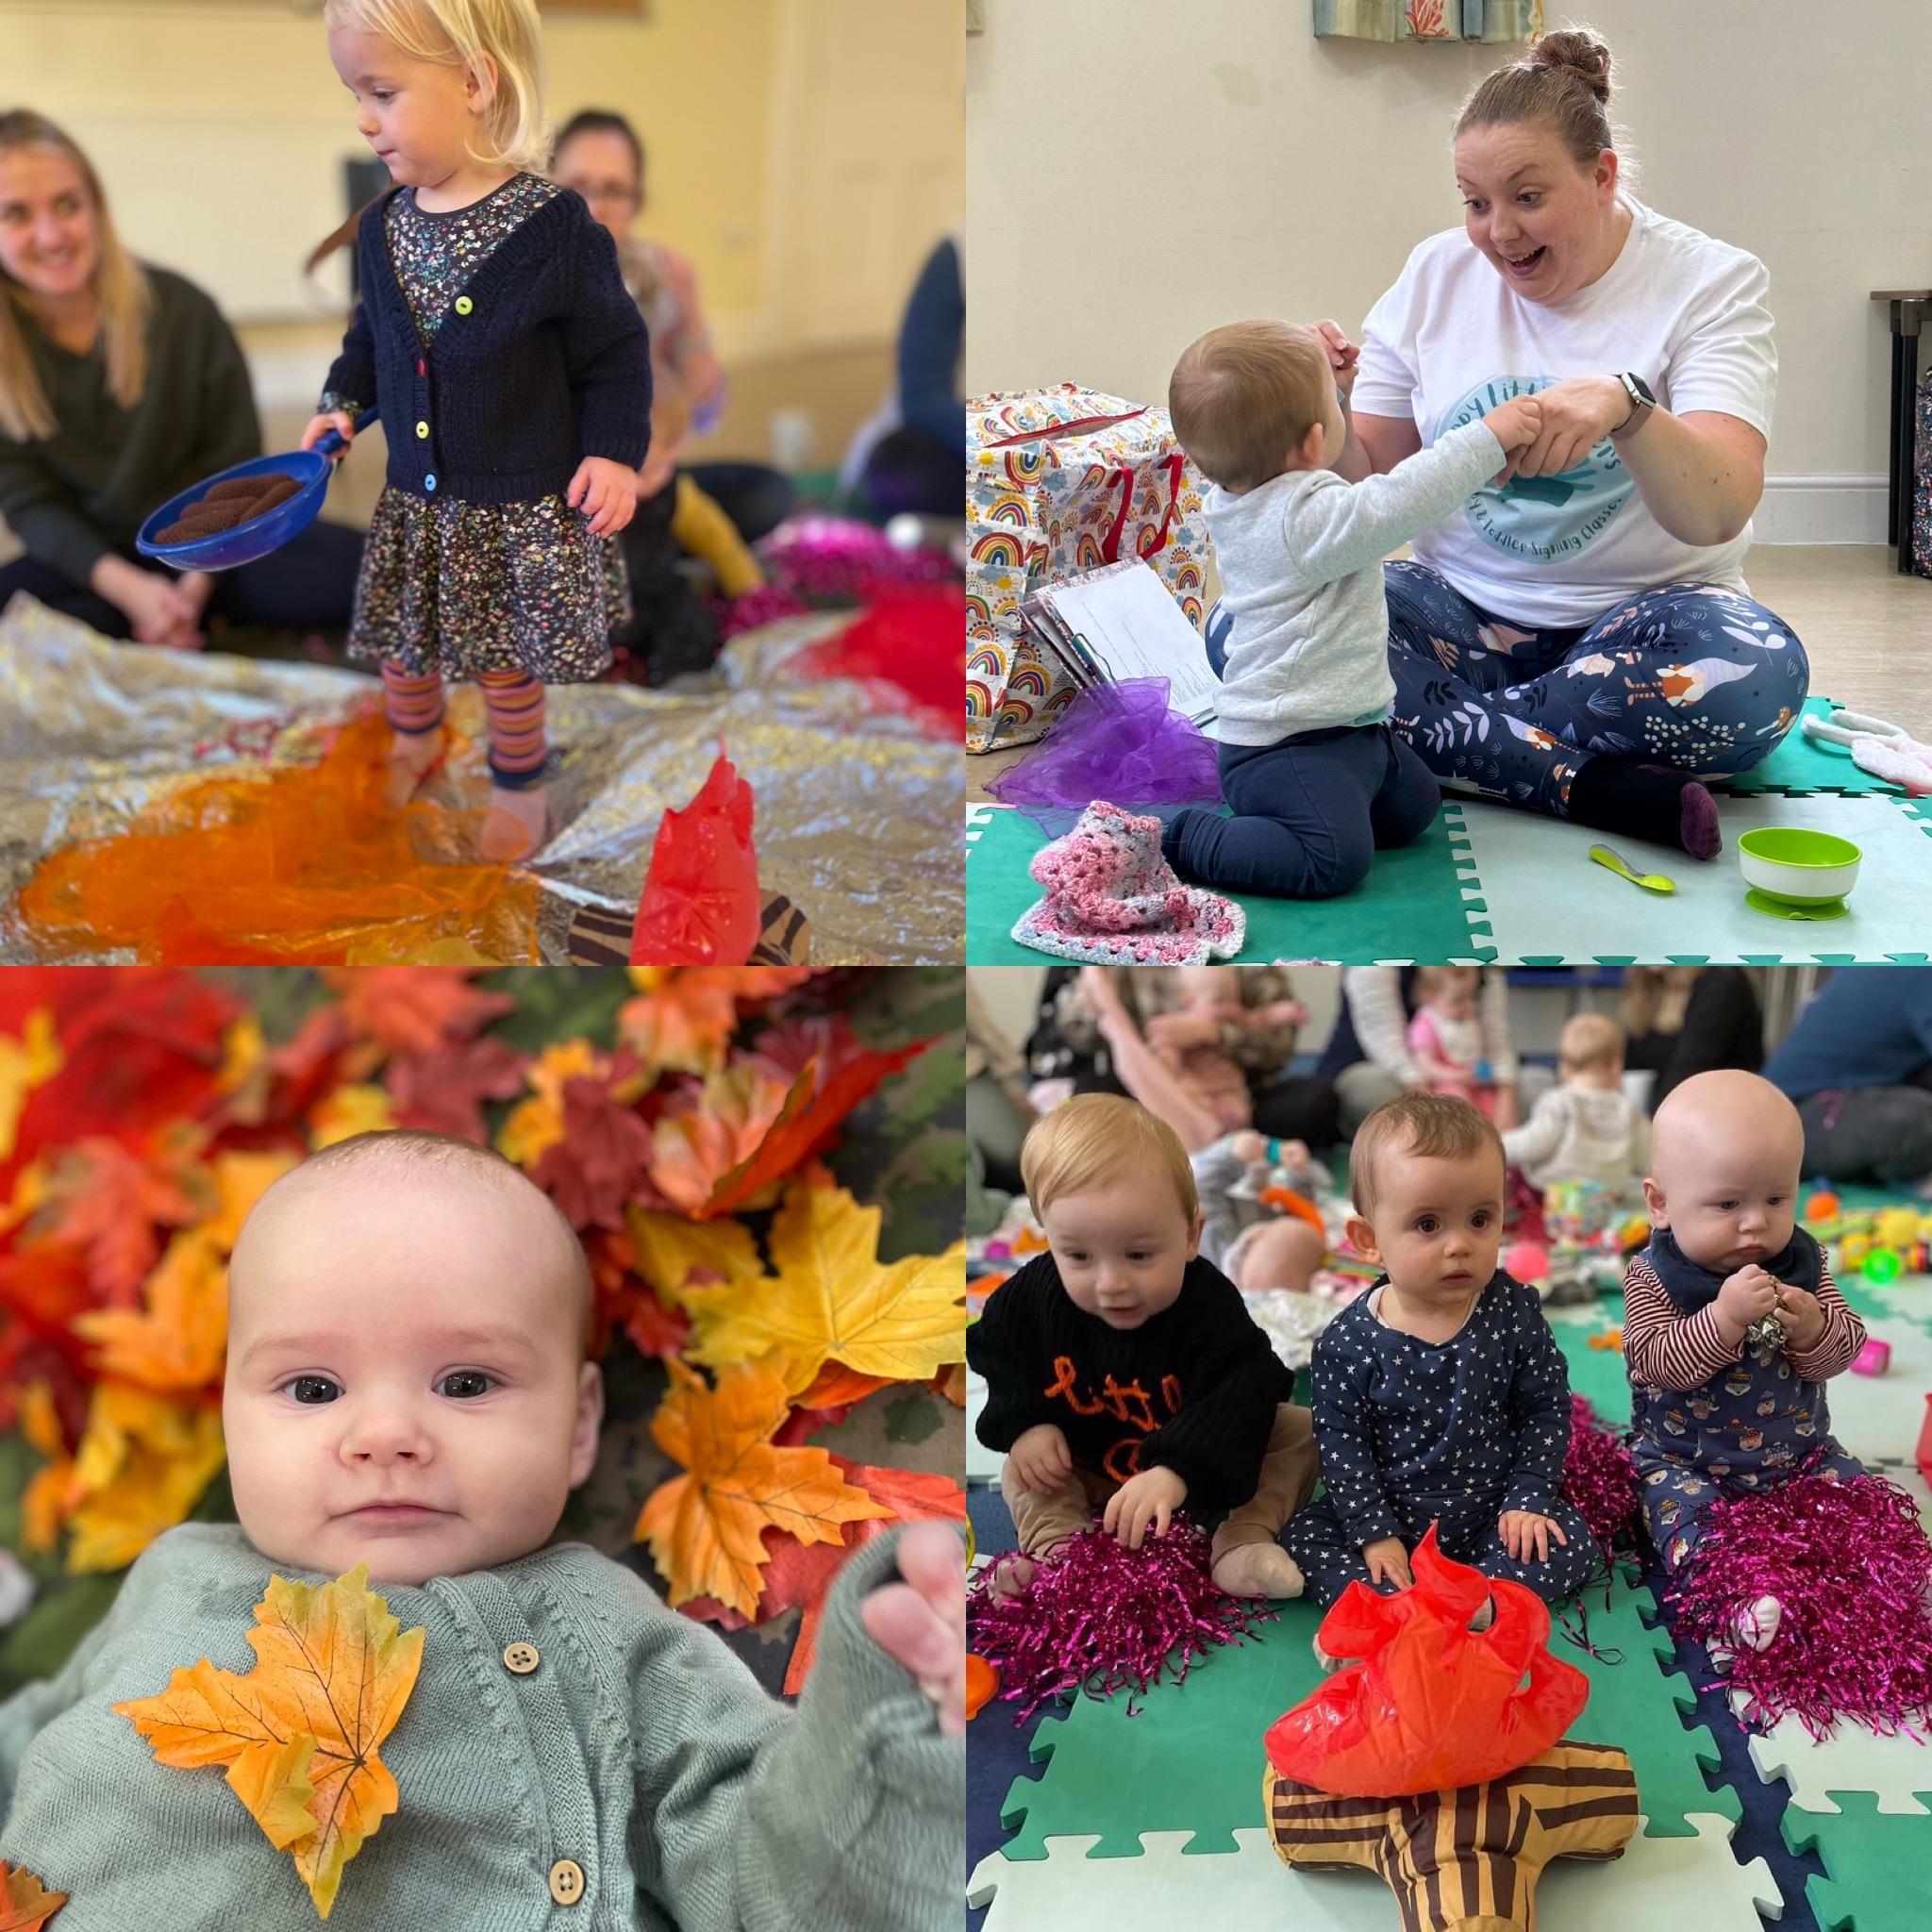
[966,1093,1320,1601]
[1284,1091,1597,1656]
[0,1131,961,1932]
[1623,1070,1865,1657]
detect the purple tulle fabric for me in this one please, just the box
[988,679,1223,820]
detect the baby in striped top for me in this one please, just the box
[1623,1069,1866,1656]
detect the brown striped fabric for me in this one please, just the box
[1264,1740,1638,1932]
[565,894,810,966]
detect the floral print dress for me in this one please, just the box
[322,172,631,683]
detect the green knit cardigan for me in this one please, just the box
[0,1524,960,1930]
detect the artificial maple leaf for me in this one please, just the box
[384,1035,526,1142]
[697,1037,931,1220]
[17,1379,75,1556]
[0,1861,65,1928]
[625,1206,763,1304]
[618,969,812,1079]
[115,1564,425,1920]
[681,1179,966,1392]
[496,1039,618,1170]
[32,1135,205,1304]
[322,968,512,1057]
[0,1008,62,1163]
[309,1084,396,1151]
[646,1061,792,1216]
[758,1459,967,1693]
[200,1150,301,1254]
[73,1227,226,1392]
[530,1075,656,1231]
[636,1358,893,1618]
[63,1383,226,1573]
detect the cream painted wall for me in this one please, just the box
[966,0,1932,530]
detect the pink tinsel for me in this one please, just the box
[1668,1471,1932,1739]
[758,514,958,600]
[967,1519,1275,1722]
[1561,1394,1641,1562]
[711,584,810,640]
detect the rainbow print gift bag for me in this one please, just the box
[966,385,1209,753]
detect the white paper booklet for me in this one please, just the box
[1034,558,1221,730]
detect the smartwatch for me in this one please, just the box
[1612,371,1657,438]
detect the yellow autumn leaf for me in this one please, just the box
[0,1008,62,1164]
[202,1149,300,1252]
[17,1382,75,1557]
[63,1384,227,1574]
[495,1039,609,1169]
[637,1358,894,1618]
[309,1085,395,1151]
[73,1228,227,1392]
[625,1206,764,1306]
[681,1179,967,1392]
[116,1564,424,1920]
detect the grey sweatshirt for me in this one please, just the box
[1202,421,1505,746]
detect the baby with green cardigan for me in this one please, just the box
[0,1132,963,1931]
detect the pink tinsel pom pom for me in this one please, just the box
[1561,1393,1641,1563]
[1669,1471,1932,1739]
[967,1519,1276,1722]
[759,514,958,600]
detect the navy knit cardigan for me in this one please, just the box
[323,182,652,506]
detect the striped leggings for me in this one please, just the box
[379,662,548,790]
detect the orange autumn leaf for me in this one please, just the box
[794,1361,894,1412]
[63,1384,227,1574]
[72,1227,226,1392]
[0,1861,65,1928]
[625,1206,763,1305]
[115,1564,425,1920]
[637,1358,893,1619]
[619,968,813,1078]
[647,1060,792,1216]
[682,1179,967,1393]
[35,1135,204,1303]
[321,968,512,1056]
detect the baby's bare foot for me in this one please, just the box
[480,784,549,862]
[384,727,442,809]
[1211,1544,1306,1600]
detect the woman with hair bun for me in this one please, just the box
[1299,29,1802,862]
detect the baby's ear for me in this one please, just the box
[1641,1177,1667,1225]
[1344,1212,1380,1267]
[1185,1208,1205,1261]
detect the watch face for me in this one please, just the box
[1626,374,1657,408]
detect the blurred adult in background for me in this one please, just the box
[1763,966,1932,1188]
[1313,967,1522,1134]
[550,109,794,544]
[0,111,361,647]
[839,235,963,519]
[1621,967,1762,1110]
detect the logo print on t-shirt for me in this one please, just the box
[1441,375,1633,562]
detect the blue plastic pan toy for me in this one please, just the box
[135,404,380,571]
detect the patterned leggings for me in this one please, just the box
[1382,561,1809,819]
[379,663,549,790]
[1634,1443,1865,1577]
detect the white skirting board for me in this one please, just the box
[1752,475,1889,545]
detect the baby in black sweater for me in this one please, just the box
[967,1093,1317,1599]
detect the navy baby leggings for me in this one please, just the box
[1162,722,1441,900]
[1381,560,1809,819]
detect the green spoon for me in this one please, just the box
[1589,842,1676,894]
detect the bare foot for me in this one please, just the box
[385,727,443,809]
[479,784,549,862]
[988,1553,1037,1600]
[1211,1543,1305,1600]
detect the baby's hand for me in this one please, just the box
[1361,1536,1412,1590]
[1716,1263,1780,1333]
[569,455,639,537]
[1775,1282,1825,1350]
[300,411,357,456]
[1103,1464,1188,1549]
[858,1522,965,1739]
[1229,1130,1268,1167]
[1310,319,1360,395]
[1483,394,1542,452]
[1498,1508,1569,1564]
[1006,1423,1073,1493]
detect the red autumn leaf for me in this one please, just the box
[618,970,815,1079]
[758,1459,967,1693]
[384,1036,527,1142]
[322,969,514,1058]
[530,1077,657,1231]
[772,1363,895,1446]
[34,1138,205,1305]
[698,1038,933,1219]
[745,1012,870,1090]
[620,1284,691,1361]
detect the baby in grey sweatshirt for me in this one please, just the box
[1157,320,1541,903]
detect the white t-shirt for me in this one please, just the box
[1353,197,1776,627]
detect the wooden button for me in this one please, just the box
[548,1859,585,1906]
[455,295,474,315]
[502,1641,539,1674]
[415,421,429,439]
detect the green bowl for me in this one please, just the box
[1739,827,1862,906]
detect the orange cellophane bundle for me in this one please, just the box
[1264,1525,1589,1797]
[15,711,541,964]
[629,751,760,965]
